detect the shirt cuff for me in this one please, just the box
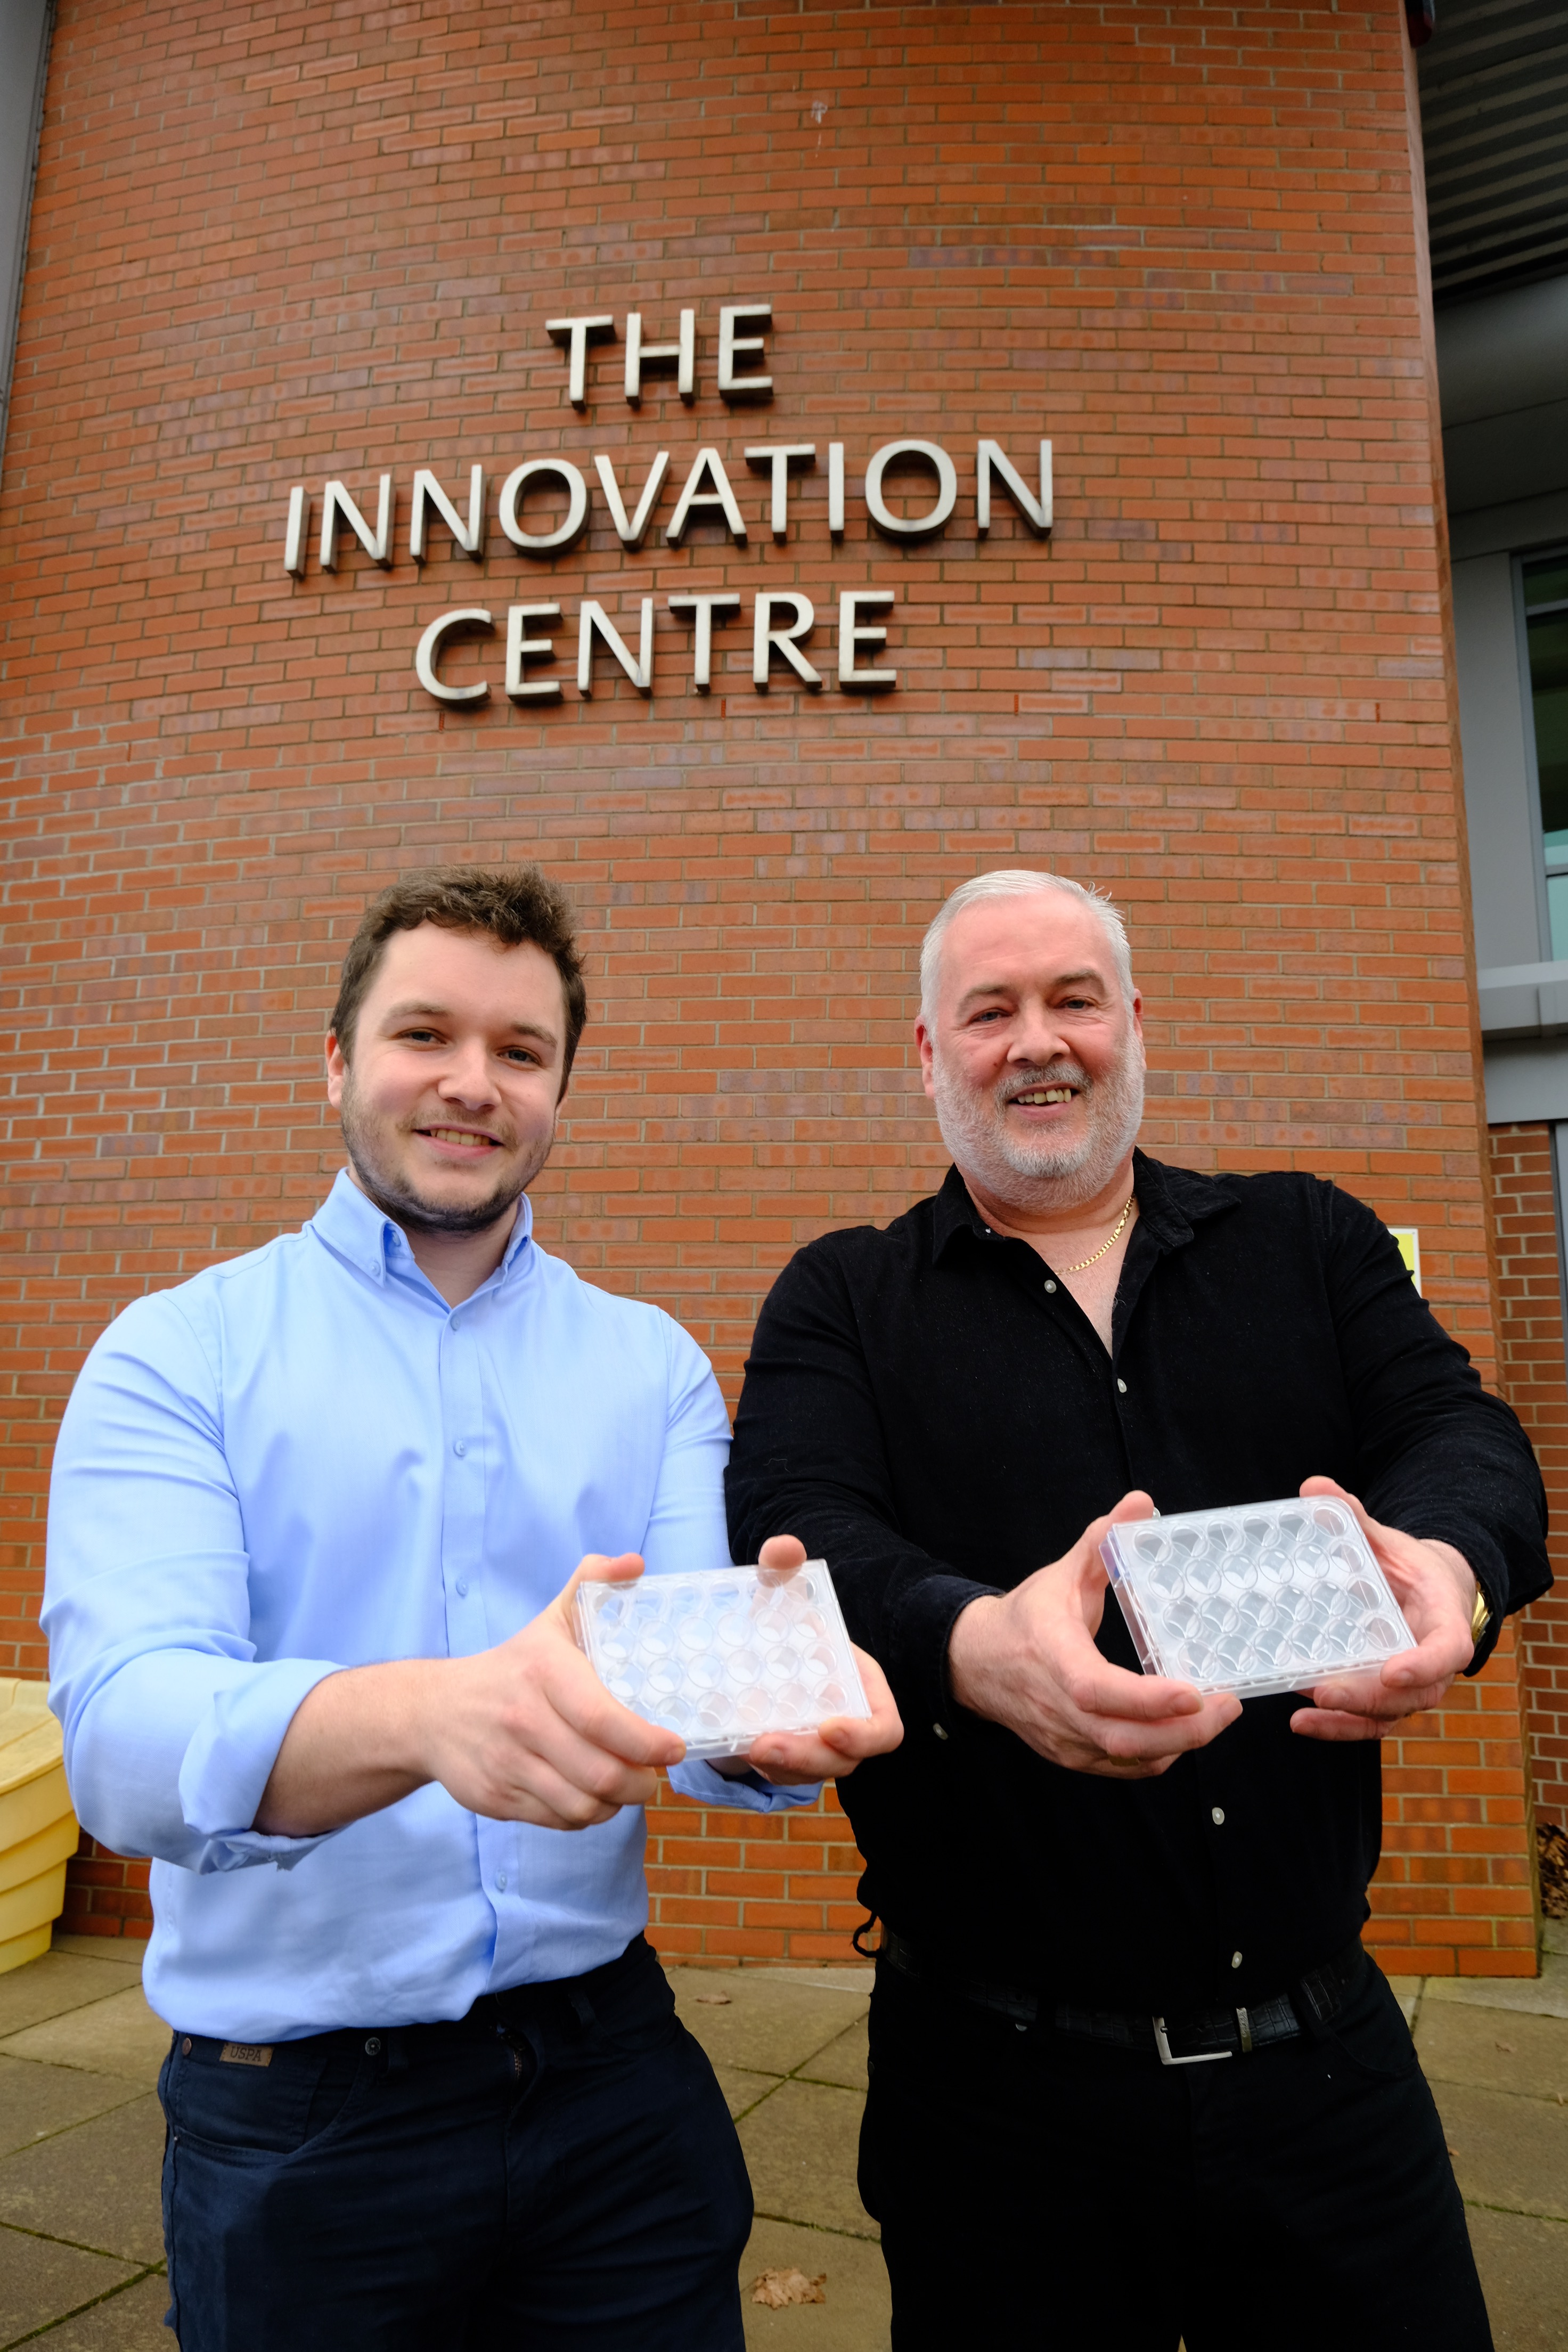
[176,1659,345,1872]
[667,1759,823,1812]
[889,1570,1003,1742]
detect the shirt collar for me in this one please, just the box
[309,1166,535,1288]
[930,1148,1238,1264]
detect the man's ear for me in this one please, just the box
[914,1015,937,1100]
[325,1030,348,1108]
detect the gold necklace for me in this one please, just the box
[1056,1190,1135,1274]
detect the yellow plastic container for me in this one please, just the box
[0,1679,78,1973]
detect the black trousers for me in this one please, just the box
[859,1951,1492,2352]
[158,1937,752,2352]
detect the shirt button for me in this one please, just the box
[365,2035,382,2054]
[456,1578,470,1598]
[1212,1807,1225,1825]
[933,1723,950,1742]
[453,1440,467,1457]
[1116,1378,1128,1394]
[1231,1951,1243,1970]
[1043,1279,1057,1294]
[496,1873,508,1892]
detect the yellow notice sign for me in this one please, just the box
[1387,1228,1421,1292]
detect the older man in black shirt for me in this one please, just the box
[726,870,1549,2352]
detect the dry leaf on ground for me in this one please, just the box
[695,1992,733,2005]
[1496,2040,1516,2054]
[750,2267,827,2308]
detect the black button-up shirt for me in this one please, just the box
[726,1154,1550,2013]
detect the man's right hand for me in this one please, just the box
[945,1493,1242,1777]
[255,1553,684,1838]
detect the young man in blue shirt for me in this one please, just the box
[45,864,900,2352]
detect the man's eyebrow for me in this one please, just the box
[954,967,1108,1010]
[381,1000,560,1044]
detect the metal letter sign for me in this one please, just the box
[279,303,1054,708]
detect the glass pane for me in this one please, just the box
[1547,872,1568,961]
[1524,556,1568,612]
[1528,592,1568,863]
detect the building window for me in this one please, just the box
[1526,551,1568,958]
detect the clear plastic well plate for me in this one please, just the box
[575,1563,871,1761]
[1101,1497,1416,1700]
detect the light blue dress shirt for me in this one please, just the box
[44,1172,813,2041]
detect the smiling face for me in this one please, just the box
[916,891,1146,1211]
[325,922,569,1238]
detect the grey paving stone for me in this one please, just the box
[26,2271,172,2350]
[0,2222,136,2344]
[738,2078,876,2241]
[1425,1954,1568,2021]
[670,1969,868,2080]
[0,2093,166,2265]
[48,1937,148,1966]
[741,2215,890,2352]
[1467,2207,1568,2351]
[797,2018,868,2092]
[0,1953,145,2042]
[0,1988,170,2086]
[0,2057,142,2160]
[709,2064,789,2122]
[1418,2004,1568,2103]
[1431,2081,1568,2223]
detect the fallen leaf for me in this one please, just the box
[695,1992,733,2006]
[750,2268,827,2309]
[1447,2144,1460,2158]
[1495,2041,1516,2054]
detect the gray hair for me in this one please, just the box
[918,870,1136,1019]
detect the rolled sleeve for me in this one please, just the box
[668,1759,823,1813]
[44,1295,346,1872]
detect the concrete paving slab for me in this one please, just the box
[0,2222,137,2345]
[0,2056,141,2159]
[797,2019,868,2092]
[48,1937,145,1967]
[1424,1954,1568,2021]
[669,1969,868,2079]
[1431,2082,1568,2223]
[0,1987,169,2085]
[749,1969,875,1997]
[1418,2005,1568,2102]
[740,2216,889,2352]
[1545,1923,1567,1960]
[0,1951,146,2041]
[29,2271,171,2350]
[738,2078,876,2241]
[710,2064,789,2122]
[1466,2208,1568,2351]
[0,2093,166,2264]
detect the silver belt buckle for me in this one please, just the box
[1153,2014,1234,2067]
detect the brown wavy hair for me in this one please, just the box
[330,865,587,1076]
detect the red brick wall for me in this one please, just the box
[0,0,1537,1966]
[1488,1123,1568,1835]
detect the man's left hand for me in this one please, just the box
[709,1536,904,1786]
[1289,1476,1477,1742]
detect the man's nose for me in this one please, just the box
[1008,1000,1071,1064]
[436,1041,499,1105]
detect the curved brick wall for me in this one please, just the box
[0,0,1538,1969]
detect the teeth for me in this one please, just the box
[427,1129,495,1148]
[1015,1088,1076,1106]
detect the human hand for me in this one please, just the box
[945,1493,1242,1777]
[1289,1478,1476,1742]
[708,1536,904,1786]
[420,1551,687,1828]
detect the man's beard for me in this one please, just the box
[930,1040,1145,1213]
[338,1077,548,1238]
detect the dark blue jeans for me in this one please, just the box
[157,1937,752,2351]
[861,1950,1492,2351]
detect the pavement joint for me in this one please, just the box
[0,2252,164,2352]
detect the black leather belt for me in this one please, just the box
[878,1928,1364,2065]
